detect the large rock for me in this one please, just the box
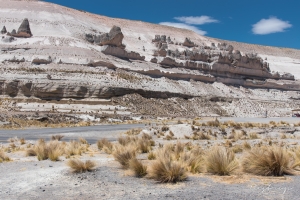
[182,38,195,47]
[32,56,52,65]
[17,18,32,37]
[101,45,145,61]
[1,26,7,34]
[98,26,124,48]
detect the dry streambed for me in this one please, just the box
[1,120,300,199]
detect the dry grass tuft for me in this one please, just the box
[29,140,65,161]
[192,131,211,140]
[79,137,88,144]
[0,151,10,162]
[20,138,26,145]
[180,151,204,174]
[67,159,96,173]
[161,126,169,132]
[249,132,259,139]
[148,151,156,160]
[125,128,142,135]
[242,146,297,176]
[129,158,147,177]
[65,140,82,157]
[149,158,187,183]
[97,138,113,154]
[26,148,37,156]
[207,119,221,127]
[137,139,151,153]
[205,146,239,175]
[243,142,251,150]
[113,146,136,169]
[51,135,64,141]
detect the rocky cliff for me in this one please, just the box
[0,0,300,117]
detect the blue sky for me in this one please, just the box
[47,0,299,49]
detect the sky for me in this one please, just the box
[46,0,299,49]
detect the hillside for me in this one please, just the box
[1,0,300,119]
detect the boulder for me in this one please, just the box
[11,29,16,35]
[6,81,19,97]
[32,56,52,65]
[1,26,7,34]
[17,18,32,37]
[150,57,157,63]
[85,34,94,43]
[218,43,234,53]
[97,26,125,48]
[182,38,195,47]
[88,60,116,69]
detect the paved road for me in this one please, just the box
[0,124,146,144]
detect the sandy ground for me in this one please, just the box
[1,118,300,199]
[1,156,299,200]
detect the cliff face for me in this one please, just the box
[0,0,300,117]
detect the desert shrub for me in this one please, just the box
[113,146,136,169]
[51,135,64,141]
[205,146,239,175]
[129,158,147,177]
[242,146,297,176]
[67,159,96,173]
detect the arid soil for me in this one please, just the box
[1,118,300,200]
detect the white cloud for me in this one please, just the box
[159,22,207,35]
[174,16,219,25]
[252,17,292,35]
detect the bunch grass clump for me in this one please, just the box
[149,158,187,183]
[51,135,64,141]
[67,159,96,173]
[27,140,65,161]
[0,151,10,162]
[113,146,136,169]
[205,146,239,175]
[129,158,147,177]
[242,146,297,176]
[97,139,113,154]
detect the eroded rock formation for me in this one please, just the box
[1,26,7,34]
[7,19,32,38]
[101,45,145,61]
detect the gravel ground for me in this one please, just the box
[0,154,299,200]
